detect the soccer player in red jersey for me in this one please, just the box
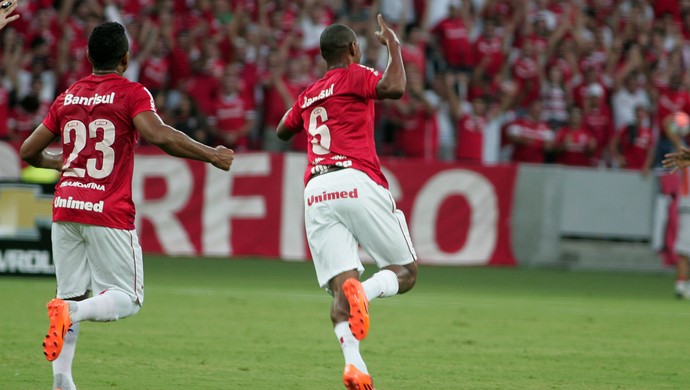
[277,15,418,390]
[19,22,234,390]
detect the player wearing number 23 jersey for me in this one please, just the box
[43,74,155,230]
[20,22,233,390]
[283,63,387,188]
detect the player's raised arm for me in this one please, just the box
[374,14,406,100]
[134,111,234,171]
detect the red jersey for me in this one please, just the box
[283,63,386,187]
[431,17,473,67]
[512,57,541,108]
[212,93,255,148]
[583,107,613,161]
[42,74,156,230]
[395,94,439,160]
[456,114,487,163]
[554,127,595,167]
[657,89,690,129]
[473,35,504,77]
[617,124,653,170]
[139,57,170,91]
[506,118,554,163]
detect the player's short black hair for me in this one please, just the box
[319,24,357,63]
[88,22,129,71]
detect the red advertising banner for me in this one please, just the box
[133,149,517,266]
[1,142,517,267]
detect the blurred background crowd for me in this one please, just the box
[1,0,689,171]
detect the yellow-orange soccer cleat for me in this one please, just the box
[342,278,370,340]
[343,364,375,390]
[43,298,72,362]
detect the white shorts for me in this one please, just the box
[304,168,417,288]
[676,197,690,256]
[52,221,144,305]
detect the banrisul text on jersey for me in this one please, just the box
[64,92,116,106]
[301,83,334,108]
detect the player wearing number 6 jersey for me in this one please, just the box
[19,22,234,390]
[277,14,418,390]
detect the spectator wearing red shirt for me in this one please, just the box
[610,106,655,173]
[184,59,221,117]
[472,18,506,79]
[454,95,489,164]
[138,39,171,95]
[581,83,614,166]
[430,0,474,74]
[391,65,440,160]
[511,39,541,110]
[445,71,516,164]
[506,100,555,163]
[553,106,596,167]
[210,71,256,150]
[167,30,197,90]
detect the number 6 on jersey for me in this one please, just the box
[309,107,331,155]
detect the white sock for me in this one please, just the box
[362,270,399,301]
[52,322,79,388]
[69,290,140,323]
[334,321,368,374]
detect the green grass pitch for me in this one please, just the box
[2,256,689,389]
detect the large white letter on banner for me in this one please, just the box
[411,170,498,265]
[133,156,195,254]
[280,154,307,260]
[0,141,21,179]
[202,153,269,256]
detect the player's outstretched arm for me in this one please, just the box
[19,124,63,171]
[374,13,406,100]
[134,111,234,171]
[663,147,690,172]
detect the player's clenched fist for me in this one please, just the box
[375,14,399,46]
[212,146,234,171]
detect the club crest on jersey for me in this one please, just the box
[301,83,334,108]
[64,92,116,106]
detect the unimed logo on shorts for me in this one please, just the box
[54,196,105,212]
[307,188,358,206]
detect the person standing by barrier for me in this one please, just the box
[19,21,234,389]
[277,15,418,390]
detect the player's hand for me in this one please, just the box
[211,145,234,171]
[662,147,690,172]
[374,14,399,47]
[0,0,20,30]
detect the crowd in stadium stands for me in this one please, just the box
[1,0,689,170]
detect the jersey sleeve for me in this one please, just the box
[283,99,304,133]
[349,64,383,100]
[42,95,64,135]
[129,84,157,118]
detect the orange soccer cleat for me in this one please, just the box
[343,364,375,390]
[43,298,72,362]
[342,278,370,341]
